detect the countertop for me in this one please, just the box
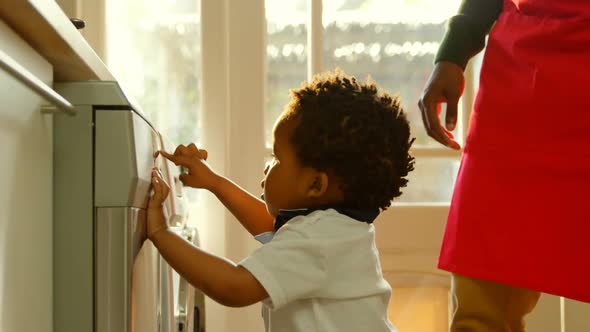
[1,0,114,81]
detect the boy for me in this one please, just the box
[148,70,415,331]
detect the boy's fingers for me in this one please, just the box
[159,149,201,163]
[155,177,165,200]
[187,143,199,154]
[174,144,187,156]
[150,166,168,194]
[151,176,171,204]
[150,176,160,201]
[160,153,199,173]
[199,149,208,160]
[173,155,196,169]
[158,150,184,165]
[158,150,174,160]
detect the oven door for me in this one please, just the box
[96,207,204,332]
[95,207,176,332]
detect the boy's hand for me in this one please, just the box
[147,167,170,239]
[156,143,220,190]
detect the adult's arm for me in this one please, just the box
[418,0,503,149]
[435,0,503,69]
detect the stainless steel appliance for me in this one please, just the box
[52,81,205,332]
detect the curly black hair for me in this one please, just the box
[282,69,415,210]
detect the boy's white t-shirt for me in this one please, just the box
[238,209,397,332]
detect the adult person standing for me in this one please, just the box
[419,0,590,331]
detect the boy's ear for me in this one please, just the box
[306,172,329,198]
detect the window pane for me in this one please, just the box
[398,157,460,203]
[323,0,462,147]
[106,0,201,205]
[265,0,308,147]
[106,0,202,146]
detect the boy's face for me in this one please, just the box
[261,117,312,217]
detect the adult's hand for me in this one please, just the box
[418,61,464,150]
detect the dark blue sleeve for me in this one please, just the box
[435,0,503,69]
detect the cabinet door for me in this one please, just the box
[0,20,53,332]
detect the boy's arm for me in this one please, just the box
[158,145,275,236]
[151,228,268,307]
[210,176,275,236]
[148,167,268,307]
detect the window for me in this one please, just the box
[265,0,308,147]
[106,0,202,147]
[105,0,202,210]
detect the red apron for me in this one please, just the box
[439,0,590,303]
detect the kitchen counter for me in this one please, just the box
[1,0,113,81]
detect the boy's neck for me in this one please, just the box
[274,204,380,231]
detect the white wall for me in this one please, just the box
[0,21,54,332]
